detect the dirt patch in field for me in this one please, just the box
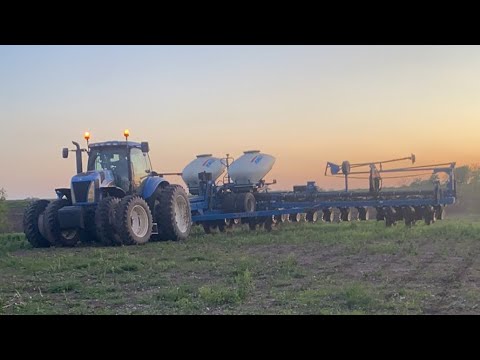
[241,237,480,314]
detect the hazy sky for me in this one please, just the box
[1,45,479,199]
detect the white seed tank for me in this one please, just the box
[228,150,276,185]
[182,154,226,193]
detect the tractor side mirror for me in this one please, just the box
[62,148,69,159]
[141,142,149,153]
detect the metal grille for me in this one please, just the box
[72,181,91,203]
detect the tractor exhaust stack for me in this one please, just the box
[72,141,83,174]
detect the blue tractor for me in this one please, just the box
[23,131,192,247]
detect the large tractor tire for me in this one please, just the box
[156,185,192,241]
[23,199,51,248]
[95,197,121,246]
[44,199,85,247]
[116,195,153,245]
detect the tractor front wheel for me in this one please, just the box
[44,199,85,247]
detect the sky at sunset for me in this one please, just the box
[1,45,479,199]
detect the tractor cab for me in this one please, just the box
[87,141,152,193]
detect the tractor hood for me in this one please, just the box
[71,170,115,187]
[70,170,115,203]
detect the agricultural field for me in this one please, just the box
[1,219,479,315]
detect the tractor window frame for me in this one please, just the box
[87,147,128,174]
[130,147,151,188]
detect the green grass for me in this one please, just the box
[1,220,480,314]
[0,233,32,256]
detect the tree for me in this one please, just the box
[410,178,425,188]
[454,165,471,184]
[0,188,7,232]
[470,166,480,184]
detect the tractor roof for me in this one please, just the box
[89,141,142,149]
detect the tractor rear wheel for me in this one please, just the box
[23,199,51,248]
[115,195,153,245]
[95,197,121,246]
[44,199,85,247]
[156,185,192,241]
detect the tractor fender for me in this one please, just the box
[100,186,126,199]
[141,176,170,200]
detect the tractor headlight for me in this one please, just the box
[87,181,95,203]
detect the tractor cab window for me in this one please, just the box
[130,148,151,189]
[88,147,130,192]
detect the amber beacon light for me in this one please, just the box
[84,131,91,145]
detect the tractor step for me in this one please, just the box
[152,222,158,235]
